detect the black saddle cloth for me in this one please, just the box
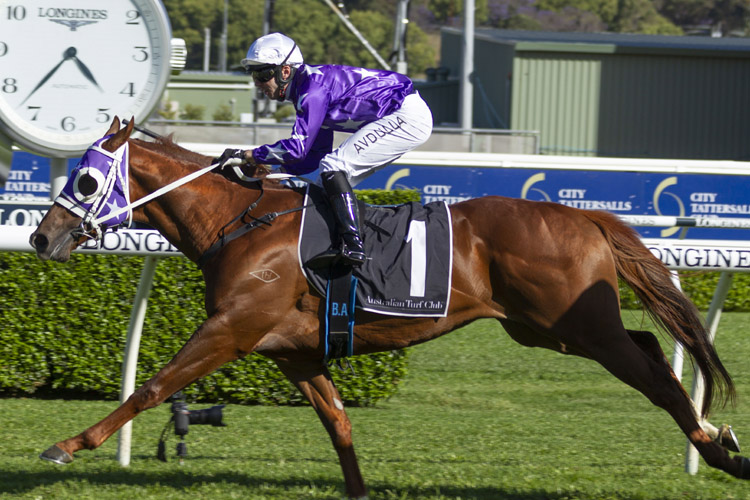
[298,184,452,317]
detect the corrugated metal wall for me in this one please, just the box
[510,49,750,159]
[596,54,750,159]
[511,54,602,156]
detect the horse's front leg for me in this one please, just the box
[275,358,368,500]
[40,314,251,464]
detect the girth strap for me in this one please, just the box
[197,203,310,268]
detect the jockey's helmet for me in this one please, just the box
[241,32,303,74]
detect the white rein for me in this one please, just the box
[92,156,294,227]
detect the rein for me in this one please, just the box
[95,163,298,228]
[65,126,311,265]
[93,160,219,227]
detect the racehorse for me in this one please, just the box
[30,118,749,498]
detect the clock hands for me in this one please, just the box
[21,47,102,105]
[21,47,73,105]
[71,50,102,91]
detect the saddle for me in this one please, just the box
[299,184,452,314]
[298,184,453,360]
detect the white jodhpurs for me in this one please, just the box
[319,92,433,187]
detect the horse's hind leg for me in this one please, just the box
[627,329,741,452]
[275,358,367,500]
[40,316,249,464]
[556,285,749,478]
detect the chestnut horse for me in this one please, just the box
[30,118,749,498]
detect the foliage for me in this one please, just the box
[161,0,437,76]
[357,188,422,206]
[212,104,236,122]
[157,97,179,120]
[272,103,296,123]
[179,103,206,121]
[161,0,748,82]
[659,0,750,35]
[478,0,683,34]
[0,190,421,405]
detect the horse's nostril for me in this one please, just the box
[31,233,48,251]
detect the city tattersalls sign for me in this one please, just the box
[360,165,750,242]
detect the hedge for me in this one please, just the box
[0,189,420,405]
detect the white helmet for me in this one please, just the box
[241,32,303,70]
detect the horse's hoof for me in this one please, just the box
[40,445,73,465]
[717,424,741,453]
[740,456,750,479]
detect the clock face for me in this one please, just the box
[0,0,171,157]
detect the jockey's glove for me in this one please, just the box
[213,148,247,171]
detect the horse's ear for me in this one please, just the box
[103,116,135,152]
[105,116,121,136]
[123,116,135,136]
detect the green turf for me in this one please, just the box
[2,314,749,499]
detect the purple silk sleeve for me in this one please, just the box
[253,64,413,171]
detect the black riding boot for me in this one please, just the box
[307,171,367,269]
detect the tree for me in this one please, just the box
[428,0,490,25]
[612,0,683,33]
[163,0,435,75]
[481,0,681,34]
[657,0,750,35]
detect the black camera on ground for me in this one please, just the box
[170,391,226,435]
[157,391,226,462]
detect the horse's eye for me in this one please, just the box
[73,167,105,202]
[77,173,99,196]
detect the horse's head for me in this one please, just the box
[30,117,134,262]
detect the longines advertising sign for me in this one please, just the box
[0,203,179,256]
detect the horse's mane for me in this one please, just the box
[132,135,213,167]
[130,134,305,195]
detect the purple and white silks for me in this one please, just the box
[252,64,432,178]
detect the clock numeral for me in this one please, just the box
[133,46,149,62]
[120,83,136,97]
[126,10,141,25]
[96,108,111,123]
[0,42,8,57]
[61,116,76,132]
[27,106,41,121]
[5,5,26,20]
[2,78,18,93]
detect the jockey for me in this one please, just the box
[215,32,433,268]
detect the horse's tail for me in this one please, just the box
[582,210,735,417]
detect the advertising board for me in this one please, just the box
[5,150,750,243]
[355,162,750,241]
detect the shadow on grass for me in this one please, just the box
[0,465,686,500]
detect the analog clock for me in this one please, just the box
[0,0,172,157]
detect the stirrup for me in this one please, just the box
[306,242,367,269]
[306,247,341,269]
[340,246,367,267]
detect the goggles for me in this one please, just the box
[242,42,297,83]
[246,64,277,83]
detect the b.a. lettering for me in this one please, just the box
[330,302,348,317]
